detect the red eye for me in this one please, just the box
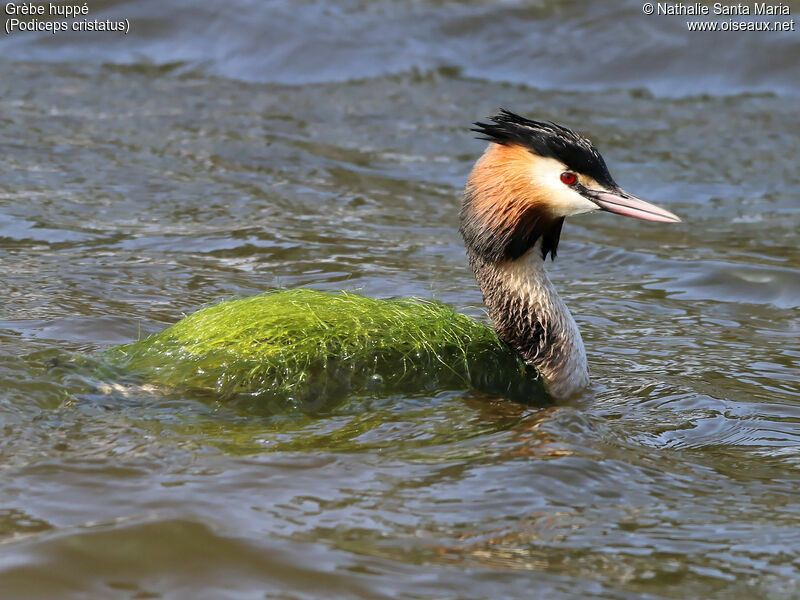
[560,172,578,186]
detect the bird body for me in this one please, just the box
[112,111,679,402]
[110,288,543,403]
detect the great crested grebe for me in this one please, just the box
[113,110,680,403]
[460,110,680,397]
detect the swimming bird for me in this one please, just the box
[111,110,680,403]
[460,110,680,397]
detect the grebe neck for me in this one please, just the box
[469,240,589,399]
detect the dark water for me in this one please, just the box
[1,1,799,598]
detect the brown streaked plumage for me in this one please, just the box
[459,110,680,398]
[461,143,565,262]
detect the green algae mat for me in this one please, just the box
[107,289,545,404]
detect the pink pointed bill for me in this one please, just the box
[592,190,681,223]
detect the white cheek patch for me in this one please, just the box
[528,157,601,218]
[556,191,600,217]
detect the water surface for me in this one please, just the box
[1,1,799,599]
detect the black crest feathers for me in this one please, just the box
[472,109,616,189]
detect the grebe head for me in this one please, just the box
[460,109,680,263]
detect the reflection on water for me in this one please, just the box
[1,1,799,598]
